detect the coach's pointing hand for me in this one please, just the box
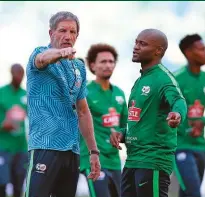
[167,112,181,128]
[88,154,101,181]
[60,47,76,60]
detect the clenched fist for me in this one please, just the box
[60,47,76,59]
[167,112,181,128]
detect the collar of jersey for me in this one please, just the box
[48,43,52,48]
[92,80,113,92]
[186,65,201,78]
[140,64,160,75]
[8,84,22,93]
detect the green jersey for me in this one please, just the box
[0,84,27,153]
[80,81,128,171]
[125,64,187,175]
[174,66,205,151]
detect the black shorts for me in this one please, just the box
[82,168,121,197]
[25,149,79,197]
[121,168,170,197]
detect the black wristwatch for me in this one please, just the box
[89,149,100,156]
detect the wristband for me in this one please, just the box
[89,149,100,156]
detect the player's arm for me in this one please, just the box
[76,65,100,180]
[76,65,97,151]
[0,105,9,132]
[160,82,187,128]
[0,90,4,131]
[76,98,98,151]
[76,98,100,181]
[110,93,128,149]
[119,95,128,142]
[35,47,76,69]
[173,74,191,135]
[0,90,15,132]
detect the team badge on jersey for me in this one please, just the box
[128,100,141,121]
[102,107,120,127]
[21,95,27,104]
[75,68,82,88]
[188,100,204,118]
[75,68,81,77]
[97,171,106,180]
[115,96,124,105]
[141,86,150,96]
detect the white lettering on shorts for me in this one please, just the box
[176,152,187,161]
[0,157,5,165]
[97,171,106,181]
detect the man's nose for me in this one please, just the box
[64,33,71,40]
[106,61,115,68]
[134,43,140,50]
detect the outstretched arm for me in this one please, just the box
[34,47,76,69]
[160,82,187,128]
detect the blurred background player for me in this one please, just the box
[174,34,205,197]
[0,63,27,197]
[80,43,128,197]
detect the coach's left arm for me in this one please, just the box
[76,98,101,181]
[76,98,98,151]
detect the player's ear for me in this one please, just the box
[49,29,53,38]
[90,63,96,73]
[156,47,164,57]
[185,48,193,59]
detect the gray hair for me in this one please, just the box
[49,11,80,33]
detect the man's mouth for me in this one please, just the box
[62,43,72,47]
[133,51,139,55]
[103,70,112,74]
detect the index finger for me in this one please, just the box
[169,119,180,123]
[72,48,76,54]
[90,160,96,175]
[93,165,101,181]
[166,117,171,121]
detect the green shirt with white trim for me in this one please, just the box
[125,64,187,175]
[174,66,205,151]
[80,81,128,171]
